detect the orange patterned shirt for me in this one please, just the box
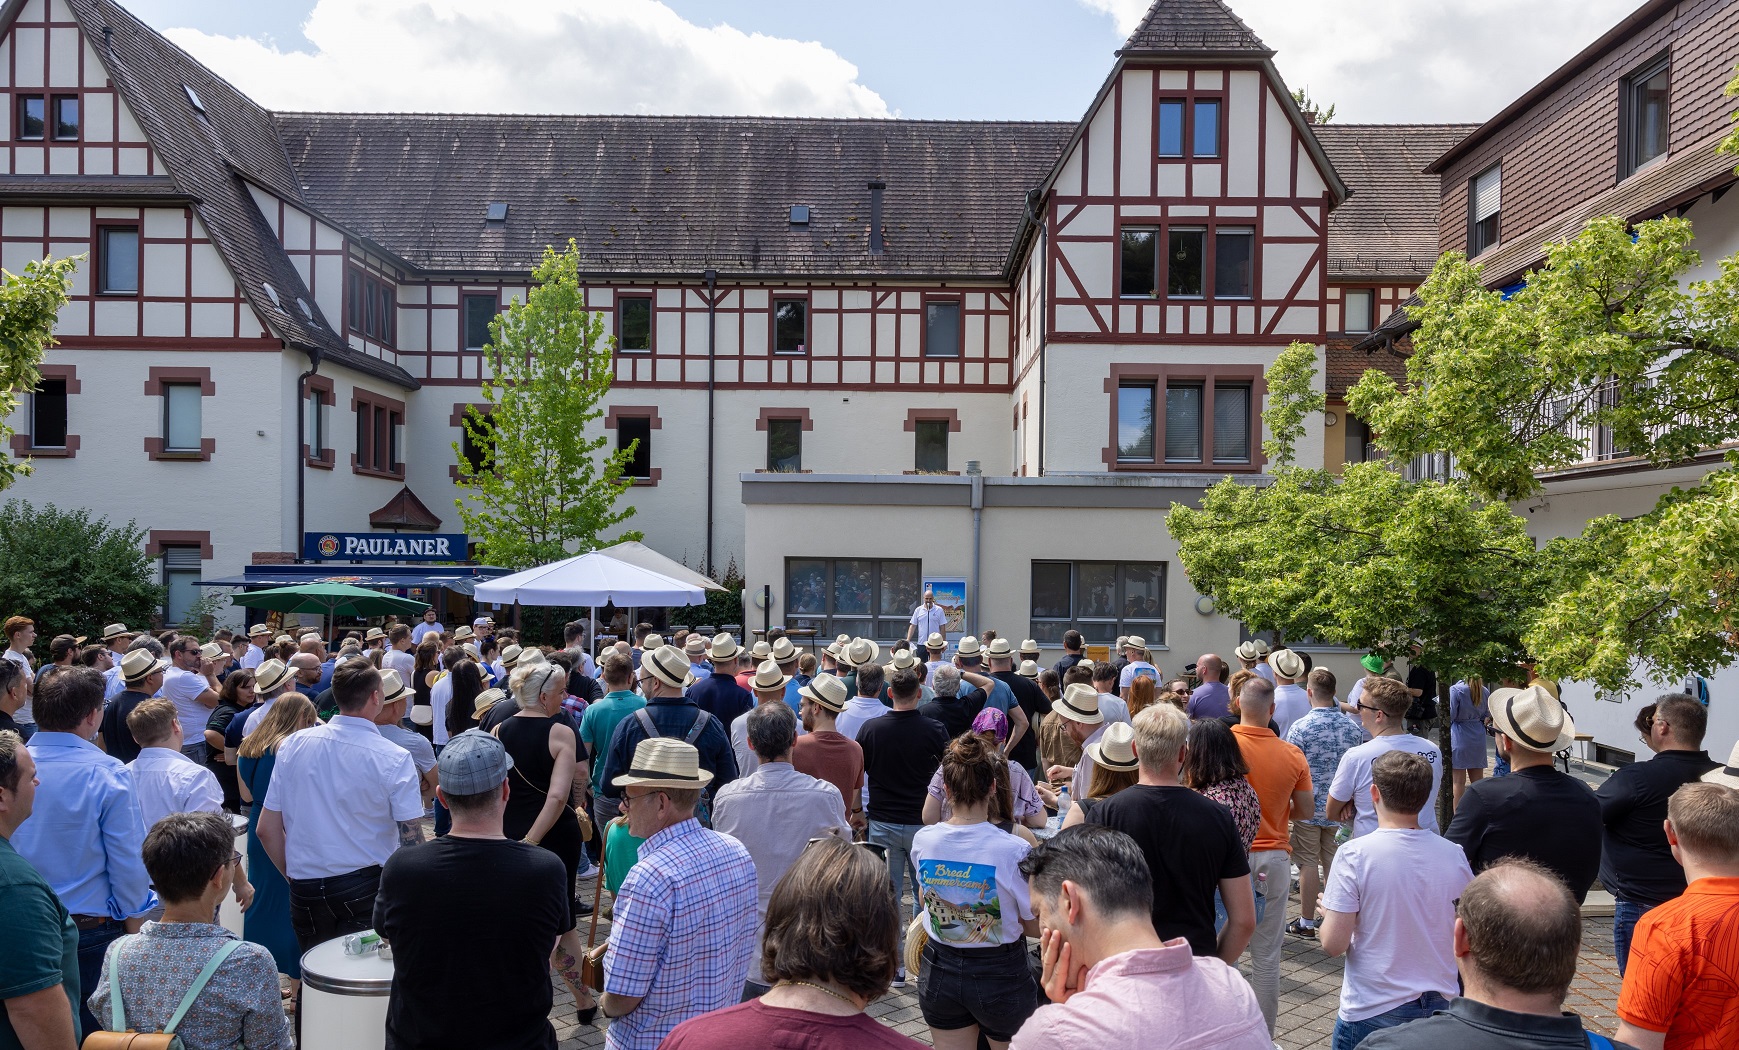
[1616,876,1739,1049]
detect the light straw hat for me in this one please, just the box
[751,659,792,691]
[642,645,693,689]
[1084,721,1139,771]
[1053,682,1105,725]
[1488,684,1576,753]
[924,632,948,652]
[842,637,880,670]
[1269,649,1307,681]
[798,673,848,713]
[611,736,715,790]
[1016,659,1040,679]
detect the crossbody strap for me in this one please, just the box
[108,936,132,1033]
[684,710,710,745]
[163,940,243,1034]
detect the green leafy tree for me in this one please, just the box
[1261,341,1325,469]
[0,256,80,491]
[0,500,163,657]
[1347,216,1739,694]
[1290,88,1336,125]
[455,241,642,569]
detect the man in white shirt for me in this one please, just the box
[239,624,270,669]
[1090,663,1132,725]
[922,632,950,685]
[1117,636,1159,699]
[1320,750,1473,1048]
[731,660,800,776]
[905,589,948,644]
[372,670,437,802]
[101,623,136,699]
[124,698,224,827]
[382,624,417,680]
[1327,676,1444,837]
[1236,639,1275,684]
[1267,649,1312,739]
[834,663,889,742]
[1047,683,1108,800]
[161,636,221,765]
[257,661,424,955]
[238,659,295,738]
[410,609,444,646]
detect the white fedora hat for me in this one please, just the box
[709,633,742,662]
[924,632,948,652]
[379,669,412,704]
[643,644,693,689]
[1053,682,1105,725]
[1488,684,1576,754]
[798,673,848,713]
[1701,741,1739,790]
[1084,721,1139,771]
[612,736,714,790]
[770,636,799,663]
[751,659,791,691]
[842,637,880,670]
[1269,649,1307,681]
[1016,659,1040,679]
[252,659,291,693]
[955,636,983,659]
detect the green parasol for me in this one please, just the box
[228,582,428,635]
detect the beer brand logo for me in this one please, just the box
[318,534,340,557]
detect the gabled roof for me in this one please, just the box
[1119,0,1270,55]
[52,0,417,388]
[273,113,1072,279]
[369,487,443,531]
[1313,123,1477,279]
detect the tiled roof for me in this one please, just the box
[1313,123,1476,279]
[271,114,1072,279]
[0,174,190,202]
[61,0,417,388]
[1120,0,1269,54]
[1325,334,1409,398]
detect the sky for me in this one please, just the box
[122,0,1645,125]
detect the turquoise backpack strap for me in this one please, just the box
[162,940,244,1035]
[108,936,131,1033]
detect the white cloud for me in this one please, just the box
[162,0,891,117]
[1076,0,1645,123]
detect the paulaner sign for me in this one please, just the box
[303,532,469,562]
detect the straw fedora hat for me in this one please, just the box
[243,623,270,639]
[365,627,387,643]
[612,736,715,790]
[1123,635,1149,654]
[904,917,928,981]
[924,632,948,652]
[985,638,1017,660]
[749,640,772,662]
[955,636,983,659]
[199,642,226,662]
[1700,741,1739,790]
[470,687,507,723]
[517,647,547,668]
[769,636,799,663]
[1054,682,1105,725]
[1085,721,1139,771]
[104,623,134,641]
[888,649,922,673]
[1234,640,1264,662]
[379,669,412,704]
[798,673,848,713]
[500,643,524,670]
[1019,638,1042,658]
[751,659,791,691]
[273,634,293,646]
[1016,659,1040,679]
[842,637,880,670]
[1269,648,1307,681]
[1488,684,1576,754]
[683,634,708,657]
[709,633,742,662]
[253,659,291,693]
[643,644,693,689]
[119,648,169,685]
[452,625,475,643]
[644,633,665,650]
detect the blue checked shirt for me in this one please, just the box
[11,732,158,920]
[1283,707,1368,828]
[603,819,757,1050]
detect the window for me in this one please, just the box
[1030,561,1166,646]
[1164,384,1202,462]
[463,294,497,351]
[163,384,203,453]
[1168,228,1204,297]
[925,300,961,357]
[1469,164,1501,255]
[98,226,139,294]
[1343,289,1373,333]
[353,394,405,478]
[785,558,921,642]
[766,417,802,472]
[914,420,949,472]
[1121,227,1158,297]
[1193,99,1221,158]
[51,95,78,140]
[618,416,652,479]
[305,390,329,460]
[773,299,807,354]
[30,378,67,449]
[1213,228,1253,299]
[458,410,495,474]
[162,546,203,626]
[1345,415,1376,465]
[1116,384,1155,461]
[1623,55,1670,176]
[15,95,43,140]
[1157,100,1185,157]
[617,296,652,353]
[1212,384,1252,463]
[347,268,396,344]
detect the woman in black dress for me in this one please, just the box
[494,661,596,1023]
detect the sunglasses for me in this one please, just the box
[1355,702,1384,714]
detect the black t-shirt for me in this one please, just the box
[1596,748,1720,905]
[1405,666,1439,721]
[1087,784,1249,955]
[99,690,152,762]
[856,708,949,824]
[992,670,1048,770]
[955,685,989,723]
[1052,653,1085,680]
[1445,765,1603,902]
[919,696,975,740]
[375,836,566,1050]
[0,708,17,736]
[1357,997,1639,1050]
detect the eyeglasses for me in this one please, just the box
[619,789,666,811]
[1355,702,1383,714]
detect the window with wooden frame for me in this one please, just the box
[616,295,653,353]
[773,298,807,354]
[1468,164,1501,256]
[51,95,78,140]
[346,267,397,345]
[162,384,203,453]
[352,391,405,479]
[923,297,961,358]
[1621,53,1671,178]
[97,225,140,295]
[303,376,334,469]
[617,416,652,479]
[785,557,921,643]
[14,94,44,140]
[462,293,498,351]
[1342,289,1374,333]
[1156,97,1222,159]
[1030,561,1166,646]
[1122,224,1253,300]
[1107,366,1262,473]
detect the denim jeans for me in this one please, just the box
[1212,879,1268,935]
[868,820,923,930]
[1613,898,1655,976]
[287,865,382,955]
[1245,849,1291,1032]
[76,919,127,1039]
[1331,992,1451,1050]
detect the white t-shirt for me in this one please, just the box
[1118,661,1159,689]
[1095,693,1131,725]
[1328,734,1444,838]
[429,674,455,746]
[909,603,948,641]
[4,649,32,723]
[410,621,444,645]
[381,648,417,681]
[160,667,214,740]
[1321,827,1472,1022]
[910,820,1034,947]
[1252,662,1275,684]
[1272,684,1311,739]
[239,644,265,670]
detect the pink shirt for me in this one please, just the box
[1009,940,1270,1050]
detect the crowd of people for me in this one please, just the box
[0,610,1735,1050]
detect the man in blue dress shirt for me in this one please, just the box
[10,665,157,1039]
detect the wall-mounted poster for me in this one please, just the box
[923,578,968,640]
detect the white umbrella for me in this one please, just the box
[598,540,726,592]
[472,550,707,607]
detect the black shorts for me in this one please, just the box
[918,938,1037,1041]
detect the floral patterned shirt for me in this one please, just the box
[1284,706,1369,828]
[87,921,291,1050]
[1199,778,1263,853]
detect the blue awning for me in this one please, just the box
[197,564,509,596]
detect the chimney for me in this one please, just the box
[867,181,885,255]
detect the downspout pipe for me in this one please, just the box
[1024,188,1048,476]
[704,268,718,578]
[967,462,983,637]
[294,346,322,562]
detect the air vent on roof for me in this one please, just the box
[789,205,810,227]
[183,84,205,115]
[485,202,509,223]
[261,283,281,309]
[296,297,315,321]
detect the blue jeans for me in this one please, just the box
[1613,899,1655,975]
[77,920,127,1039]
[868,820,923,933]
[1212,881,1267,934]
[1332,992,1451,1050]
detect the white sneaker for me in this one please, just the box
[892,966,908,988]
[577,857,599,880]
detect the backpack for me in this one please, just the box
[85,939,242,1050]
[632,706,717,822]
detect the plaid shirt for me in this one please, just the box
[604,819,757,1050]
[1283,707,1367,828]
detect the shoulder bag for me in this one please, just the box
[82,939,243,1050]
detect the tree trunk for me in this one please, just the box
[1436,679,1455,832]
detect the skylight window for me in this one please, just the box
[183,84,205,115]
[789,205,810,226]
[485,202,509,223]
[296,297,315,321]
[261,283,281,308]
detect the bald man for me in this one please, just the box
[1188,654,1231,720]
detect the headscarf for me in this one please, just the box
[971,706,1009,743]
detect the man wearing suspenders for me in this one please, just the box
[599,645,738,821]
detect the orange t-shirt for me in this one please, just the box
[1231,723,1312,853]
[1616,875,1739,1049]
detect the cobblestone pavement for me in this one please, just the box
[548,874,1628,1049]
